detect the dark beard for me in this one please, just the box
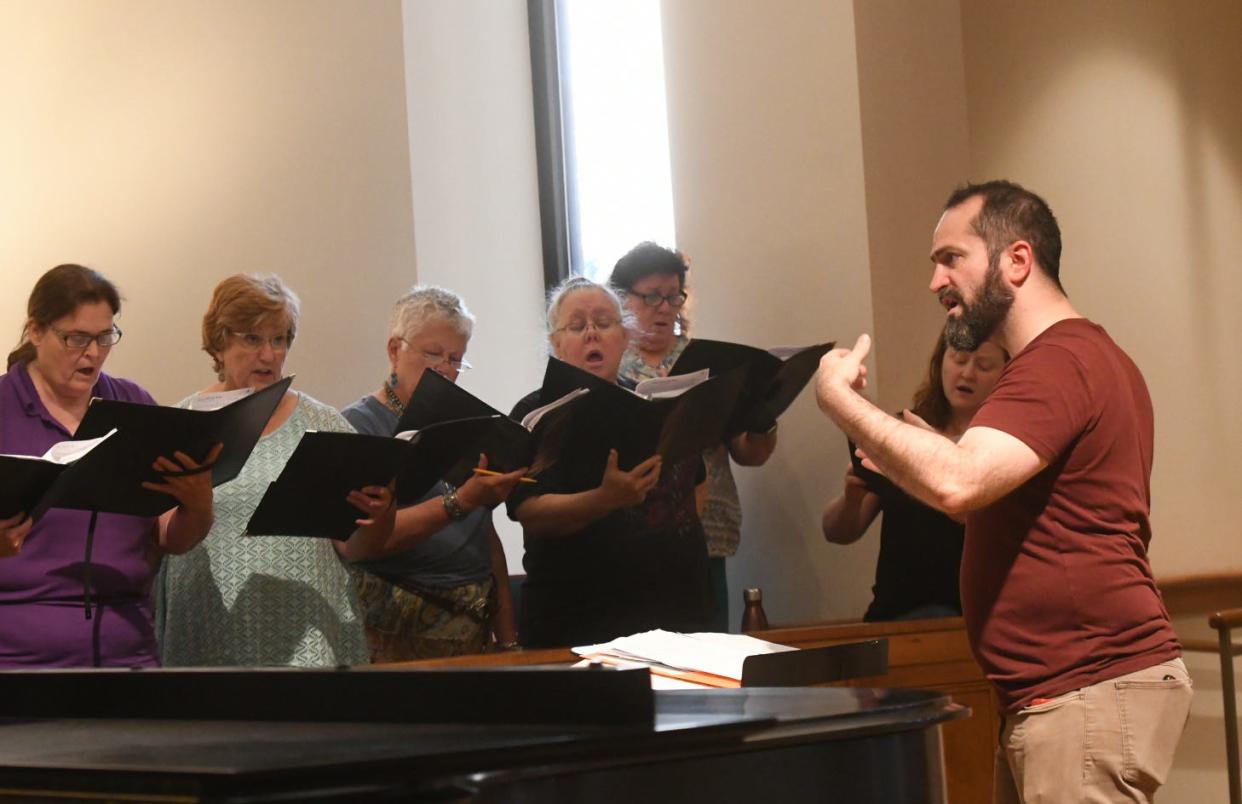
[943,259,1013,351]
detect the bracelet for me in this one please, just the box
[441,487,468,521]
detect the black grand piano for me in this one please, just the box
[0,662,965,802]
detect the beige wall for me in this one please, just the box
[958,0,1242,578]
[956,3,1242,798]
[661,0,879,625]
[0,0,416,409]
[400,0,549,565]
[853,0,971,414]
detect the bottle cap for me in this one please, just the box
[743,587,763,603]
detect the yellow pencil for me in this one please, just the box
[472,467,537,484]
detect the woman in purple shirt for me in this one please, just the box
[0,264,217,667]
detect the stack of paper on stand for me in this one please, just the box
[245,416,514,540]
[538,358,748,488]
[396,369,588,486]
[55,376,294,517]
[572,630,797,690]
[669,339,835,434]
[573,630,889,689]
[0,431,118,519]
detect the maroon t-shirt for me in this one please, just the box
[963,319,1180,713]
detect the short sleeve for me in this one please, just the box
[969,344,1094,462]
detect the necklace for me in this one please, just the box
[382,380,405,416]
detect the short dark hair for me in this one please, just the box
[609,241,688,292]
[944,180,1063,291]
[8,264,122,369]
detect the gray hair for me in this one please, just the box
[543,276,636,344]
[388,285,474,342]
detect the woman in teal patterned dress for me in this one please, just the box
[157,274,370,667]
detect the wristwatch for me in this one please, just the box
[441,487,469,521]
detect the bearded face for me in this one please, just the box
[941,253,1014,351]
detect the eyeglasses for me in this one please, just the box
[627,290,688,308]
[397,339,472,372]
[554,317,621,336]
[50,325,123,350]
[421,350,472,372]
[230,331,291,352]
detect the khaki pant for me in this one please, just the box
[994,658,1193,804]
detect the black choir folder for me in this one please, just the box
[246,374,589,540]
[245,416,518,540]
[396,368,586,485]
[0,430,122,520]
[4,377,291,520]
[847,437,893,496]
[538,357,748,488]
[669,339,835,434]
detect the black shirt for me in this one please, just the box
[507,388,713,648]
[864,484,964,622]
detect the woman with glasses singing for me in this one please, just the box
[157,274,371,667]
[610,242,777,632]
[339,286,526,660]
[505,277,713,648]
[0,264,217,667]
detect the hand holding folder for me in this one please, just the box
[0,512,33,558]
[139,442,225,519]
[245,418,531,540]
[398,368,586,486]
[536,357,747,487]
[49,376,293,517]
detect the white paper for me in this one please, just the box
[31,429,118,464]
[520,387,590,430]
[573,629,796,682]
[633,368,710,400]
[767,345,811,361]
[188,386,254,411]
[571,657,703,690]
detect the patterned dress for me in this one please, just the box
[157,392,368,667]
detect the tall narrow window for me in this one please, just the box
[528,0,677,287]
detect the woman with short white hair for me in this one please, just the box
[341,285,525,661]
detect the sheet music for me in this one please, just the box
[188,387,255,411]
[520,387,590,430]
[573,629,796,682]
[633,368,710,400]
[5,429,118,464]
[768,345,809,360]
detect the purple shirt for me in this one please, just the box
[0,363,161,667]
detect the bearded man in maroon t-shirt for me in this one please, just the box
[815,180,1191,804]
